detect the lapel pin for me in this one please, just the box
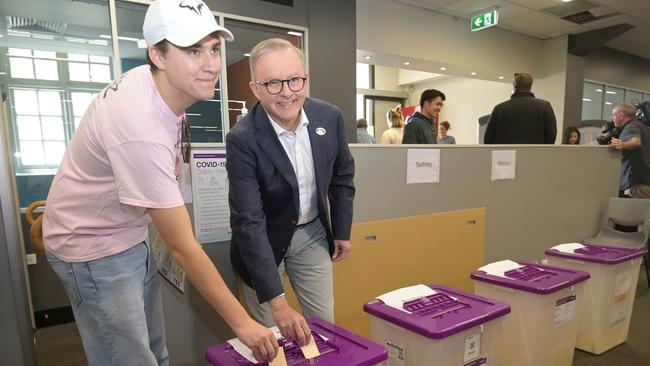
[316,127,326,136]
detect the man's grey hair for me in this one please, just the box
[614,102,636,118]
[513,73,533,92]
[249,38,305,80]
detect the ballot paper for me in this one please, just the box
[300,336,321,359]
[376,284,437,313]
[550,242,586,254]
[478,260,523,278]
[268,347,286,366]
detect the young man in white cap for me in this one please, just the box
[42,1,278,364]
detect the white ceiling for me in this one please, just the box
[393,0,650,60]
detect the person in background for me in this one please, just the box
[402,89,445,144]
[41,1,277,364]
[562,126,581,145]
[380,106,404,144]
[356,118,376,144]
[437,121,456,144]
[484,73,557,144]
[610,102,650,198]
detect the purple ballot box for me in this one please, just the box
[363,284,510,366]
[205,318,387,366]
[471,260,590,366]
[546,243,647,354]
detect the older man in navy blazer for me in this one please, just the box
[226,38,355,345]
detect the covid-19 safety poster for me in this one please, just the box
[190,149,232,244]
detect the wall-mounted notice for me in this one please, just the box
[152,235,185,293]
[407,149,440,184]
[491,150,516,181]
[191,150,232,243]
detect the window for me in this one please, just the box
[67,54,111,83]
[625,90,643,105]
[602,86,624,120]
[1,0,113,172]
[5,47,110,171]
[581,81,650,122]
[8,48,59,80]
[581,82,603,121]
[11,88,66,166]
[70,91,100,129]
[116,0,148,74]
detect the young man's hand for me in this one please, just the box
[233,318,279,362]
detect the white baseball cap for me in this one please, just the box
[143,0,234,47]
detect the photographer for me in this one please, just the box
[610,102,650,198]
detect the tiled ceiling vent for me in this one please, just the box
[563,10,598,24]
[544,0,619,25]
[6,16,68,34]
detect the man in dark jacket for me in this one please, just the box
[227,38,355,346]
[484,73,557,144]
[402,89,445,144]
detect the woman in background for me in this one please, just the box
[562,126,581,145]
[438,121,456,144]
[380,106,404,144]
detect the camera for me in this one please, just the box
[596,121,621,145]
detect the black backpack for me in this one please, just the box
[630,120,650,169]
[635,101,650,127]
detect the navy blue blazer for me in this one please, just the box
[226,98,355,303]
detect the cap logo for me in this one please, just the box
[179,0,204,16]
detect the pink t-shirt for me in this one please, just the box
[43,65,184,262]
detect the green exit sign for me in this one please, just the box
[471,10,499,32]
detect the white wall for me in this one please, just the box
[398,69,440,85]
[374,66,402,91]
[534,36,569,141]
[407,77,511,144]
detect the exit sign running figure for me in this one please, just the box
[471,10,499,32]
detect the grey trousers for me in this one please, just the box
[243,219,334,326]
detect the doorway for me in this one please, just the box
[365,96,405,142]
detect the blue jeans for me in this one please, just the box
[47,241,169,366]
